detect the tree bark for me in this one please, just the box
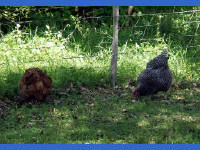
[128,6,134,15]
[110,6,119,88]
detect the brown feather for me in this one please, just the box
[18,68,52,100]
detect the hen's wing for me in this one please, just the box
[138,67,171,92]
[42,76,52,88]
[146,50,169,69]
[146,55,168,69]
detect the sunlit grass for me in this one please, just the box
[0,24,200,143]
[0,87,200,143]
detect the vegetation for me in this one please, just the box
[0,6,200,144]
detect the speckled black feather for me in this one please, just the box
[134,49,172,96]
[146,49,169,69]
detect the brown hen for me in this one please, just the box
[18,68,52,100]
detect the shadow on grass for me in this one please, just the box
[56,91,200,143]
[0,83,200,143]
[0,61,141,97]
[0,72,22,96]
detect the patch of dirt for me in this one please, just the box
[0,99,9,117]
[171,81,200,90]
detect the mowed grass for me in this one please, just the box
[0,86,200,144]
[0,24,200,143]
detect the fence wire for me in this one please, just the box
[1,9,200,24]
[0,8,200,70]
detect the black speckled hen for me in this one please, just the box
[132,49,172,98]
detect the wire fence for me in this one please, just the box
[1,9,200,46]
[2,8,200,23]
[1,7,200,86]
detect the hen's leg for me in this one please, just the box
[164,91,169,100]
[161,90,174,104]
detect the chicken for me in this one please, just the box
[132,49,172,98]
[18,68,52,100]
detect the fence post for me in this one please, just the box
[110,6,119,88]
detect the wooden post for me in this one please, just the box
[110,6,119,88]
[128,6,134,15]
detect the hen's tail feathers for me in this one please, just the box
[162,49,170,59]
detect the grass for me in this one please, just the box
[0,86,200,143]
[0,22,200,143]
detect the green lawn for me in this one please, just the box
[0,25,200,143]
[0,85,200,143]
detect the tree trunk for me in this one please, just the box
[128,6,134,15]
[110,6,119,88]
